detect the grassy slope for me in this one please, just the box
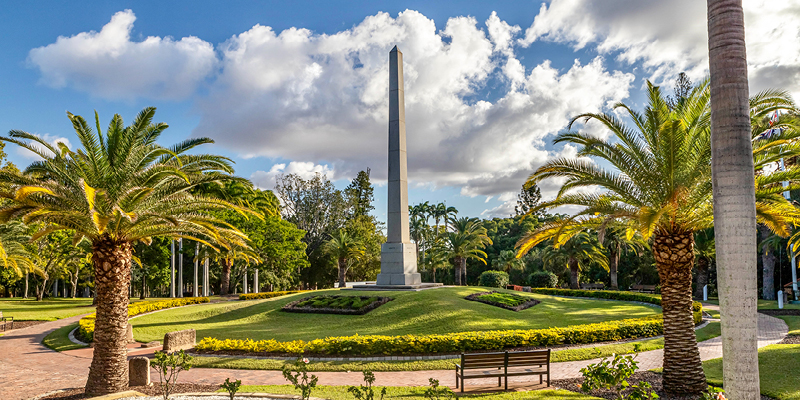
[131,287,660,343]
[42,322,86,351]
[777,316,800,335]
[235,385,599,400]
[0,298,94,320]
[704,344,800,400]
[190,320,721,372]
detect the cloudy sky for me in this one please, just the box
[1,0,798,221]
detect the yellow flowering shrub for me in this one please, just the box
[238,290,308,300]
[196,315,665,356]
[77,297,210,342]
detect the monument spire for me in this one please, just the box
[375,46,420,286]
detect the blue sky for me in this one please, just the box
[1,0,798,222]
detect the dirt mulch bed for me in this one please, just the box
[553,371,774,400]
[465,291,540,312]
[1,320,46,332]
[38,383,219,400]
[759,309,800,316]
[779,335,800,344]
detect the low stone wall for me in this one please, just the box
[163,329,196,352]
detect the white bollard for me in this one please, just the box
[703,285,708,301]
[778,290,784,309]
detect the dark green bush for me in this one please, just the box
[479,271,510,288]
[529,271,558,288]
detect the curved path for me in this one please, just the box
[0,304,788,399]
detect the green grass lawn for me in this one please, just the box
[191,321,721,372]
[42,322,85,351]
[234,385,600,400]
[778,316,800,335]
[704,344,800,400]
[0,298,94,320]
[131,287,661,343]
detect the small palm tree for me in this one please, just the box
[0,107,249,395]
[441,217,492,285]
[323,230,364,288]
[515,81,800,393]
[540,232,608,289]
[599,224,645,290]
[492,249,524,273]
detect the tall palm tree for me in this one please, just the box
[599,224,645,290]
[540,232,608,289]
[323,230,364,288]
[0,107,250,395]
[441,217,492,285]
[708,1,762,397]
[515,81,800,394]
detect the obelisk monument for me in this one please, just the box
[376,46,421,286]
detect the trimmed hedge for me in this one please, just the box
[479,271,510,288]
[196,315,664,356]
[529,288,703,324]
[529,271,558,288]
[77,297,210,342]
[239,290,308,300]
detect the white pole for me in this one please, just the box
[703,285,708,301]
[243,267,249,295]
[193,242,199,297]
[203,257,210,297]
[170,240,175,298]
[778,291,784,309]
[254,269,259,294]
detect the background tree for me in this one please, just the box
[540,232,608,289]
[515,183,542,216]
[323,230,364,287]
[440,217,492,285]
[344,169,374,218]
[599,224,645,290]
[0,107,249,395]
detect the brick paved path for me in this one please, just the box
[1,304,788,399]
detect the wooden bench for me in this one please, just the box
[580,283,605,290]
[0,311,13,331]
[630,284,656,294]
[454,350,550,392]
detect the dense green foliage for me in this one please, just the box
[529,271,558,288]
[478,271,509,288]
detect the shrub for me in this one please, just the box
[479,271,510,288]
[221,378,242,400]
[529,271,558,288]
[239,290,308,300]
[348,370,386,400]
[196,314,664,356]
[77,297,210,342]
[152,350,193,400]
[579,350,657,400]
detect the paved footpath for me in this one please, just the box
[1,304,788,399]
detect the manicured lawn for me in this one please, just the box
[235,385,600,400]
[42,322,85,351]
[131,287,661,343]
[0,298,94,320]
[778,316,800,335]
[704,344,800,400]
[191,321,721,372]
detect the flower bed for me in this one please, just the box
[77,297,210,342]
[196,314,665,356]
[529,288,703,324]
[282,295,392,315]
[465,291,540,311]
[239,290,308,301]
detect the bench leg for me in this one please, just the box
[461,376,464,393]
[455,373,458,389]
[540,374,542,385]
[505,375,508,391]
[498,376,501,387]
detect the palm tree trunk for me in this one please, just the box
[140,269,146,300]
[568,257,579,289]
[610,247,620,290]
[454,257,462,285]
[653,232,705,394]
[695,258,709,300]
[23,272,28,299]
[461,258,467,286]
[84,236,132,396]
[708,1,761,398]
[338,257,347,288]
[220,259,232,295]
[760,225,776,300]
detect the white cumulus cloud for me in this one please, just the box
[250,161,335,190]
[28,10,218,100]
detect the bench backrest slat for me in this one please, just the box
[460,350,550,370]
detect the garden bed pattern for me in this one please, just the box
[465,291,540,311]
[281,295,392,315]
